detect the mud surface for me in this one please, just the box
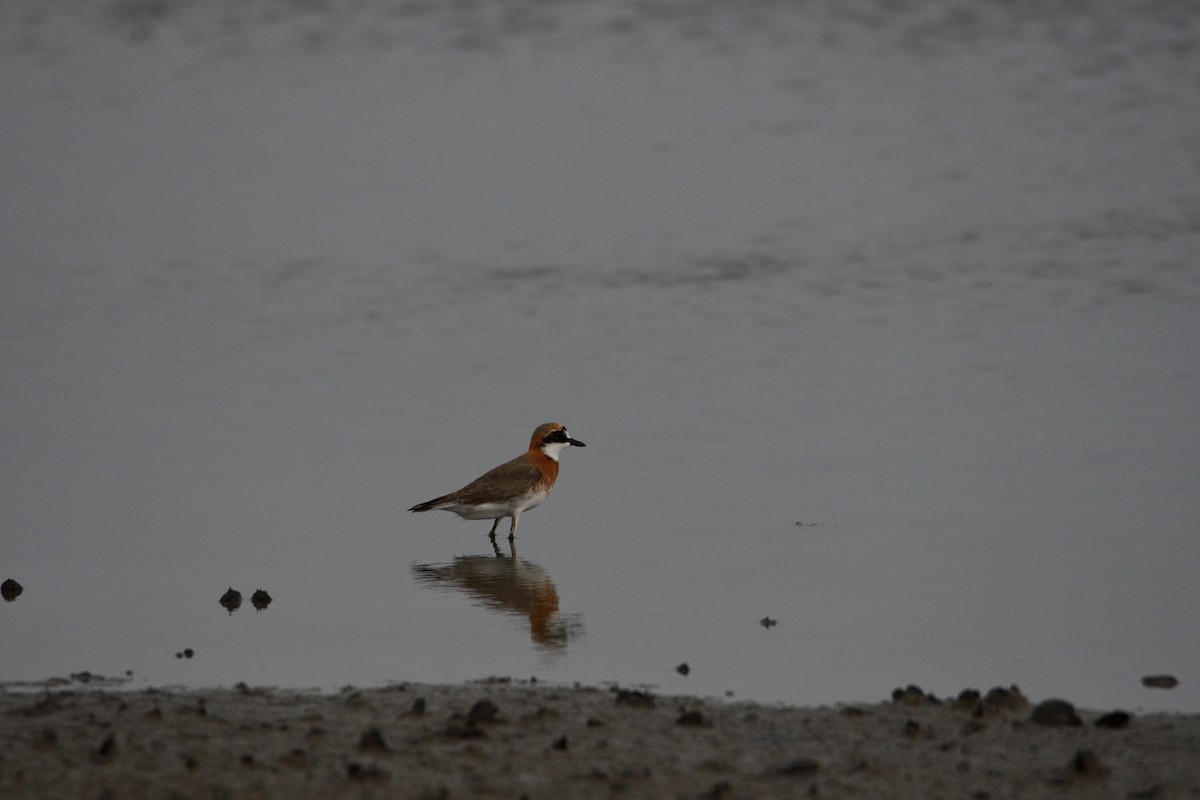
[2,681,1196,799]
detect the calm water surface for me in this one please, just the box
[2,1,1198,712]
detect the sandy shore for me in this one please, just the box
[1,679,1195,799]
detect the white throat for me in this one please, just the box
[541,438,572,462]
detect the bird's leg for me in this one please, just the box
[507,515,518,542]
[488,518,500,538]
[490,538,503,558]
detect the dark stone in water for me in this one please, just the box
[1031,699,1082,727]
[1141,674,1178,689]
[676,662,690,676]
[1,578,22,601]
[251,589,272,609]
[676,709,711,727]
[219,587,242,612]
[760,616,777,629]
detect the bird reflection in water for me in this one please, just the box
[411,543,582,654]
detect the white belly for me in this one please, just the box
[448,488,549,520]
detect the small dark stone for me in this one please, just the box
[953,689,981,711]
[182,753,198,770]
[183,648,194,659]
[552,735,568,750]
[251,589,272,610]
[777,757,820,776]
[676,662,690,676]
[892,685,939,706]
[705,780,733,798]
[982,685,1028,712]
[442,719,486,739]
[1070,748,1108,776]
[95,734,117,760]
[346,761,387,781]
[1096,710,1131,729]
[359,727,390,753]
[903,719,921,737]
[614,688,656,708]
[219,587,242,612]
[1031,699,1082,727]
[1,578,23,601]
[467,698,499,723]
[760,617,777,629]
[410,697,426,715]
[175,652,182,659]
[1141,674,1178,689]
[240,753,255,767]
[676,710,711,727]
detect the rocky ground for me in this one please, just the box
[1,679,1196,799]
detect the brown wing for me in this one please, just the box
[446,456,543,505]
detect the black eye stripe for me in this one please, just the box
[544,429,568,443]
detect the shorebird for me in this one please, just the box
[409,423,586,541]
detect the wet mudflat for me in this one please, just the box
[2,680,1197,800]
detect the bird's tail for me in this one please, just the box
[408,496,450,513]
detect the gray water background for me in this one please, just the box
[2,1,1198,712]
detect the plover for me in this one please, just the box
[409,423,586,541]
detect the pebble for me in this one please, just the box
[1070,748,1108,777]
[468,698,499,723]
[1096,711,1132,729]
[892,685,939,705]
[1031,699,1082,727]
[777,757,820,776]
[219,587,242,612]
[1141,675,1178,689]
[614,688,656,708]
[1,578,23,600]
[358,727,391,753]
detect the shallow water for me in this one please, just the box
[2,1,1198,712]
